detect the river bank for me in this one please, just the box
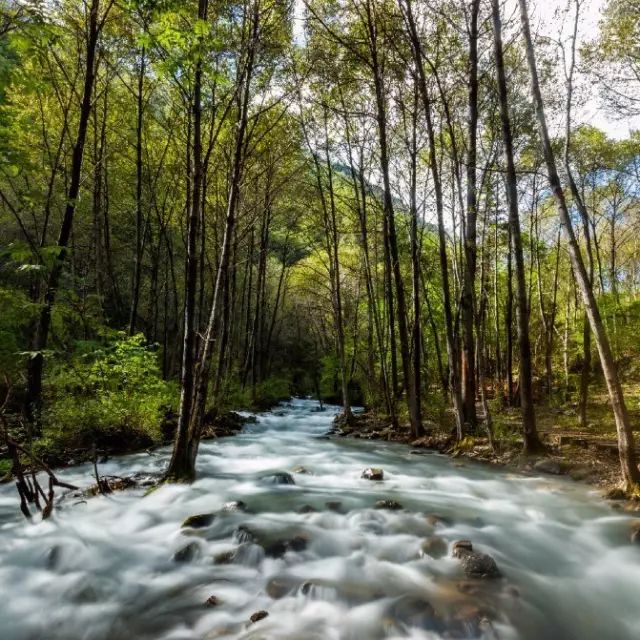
[332,411,640,515]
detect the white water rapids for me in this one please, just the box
[0,398,638,640]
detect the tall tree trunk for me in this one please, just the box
[461,0,480,428]
[491,0,542,452]
[166,0,209,482]
[171,0,259,481]
[25,0,107,425]
[129,45,146,335]
[518,0,640,489]
[401,0,464,438]
[408,87,422,433]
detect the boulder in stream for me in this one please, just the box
[264,535,308,557]
[452,540,501,579]
[266,576,302,599]
[249,610,269,624]
[384,595,440,633]
[298,504,317,514]
[181,513,215,529]
[374,499,403,510]
[420,536,448,559]
[362,467,384,481]
[173,541,200,563]
[630,520,640,544]
[205,595,220,607]
[263,471,295,485]
[222,500,247,513]
[292,465,311,474]
[214,549,237,565]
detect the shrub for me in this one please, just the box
[37,332,177,461]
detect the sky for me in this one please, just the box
[292,0,640,140]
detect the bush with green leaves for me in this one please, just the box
[38,332,177,460]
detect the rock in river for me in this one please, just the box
[374,499,403,510]
[452,540,502,579]
[173,541,200,563]
[249,610,269,624]
[362,467,384,481]
[222,500,247,512]
[420,536,448,559]
[181,513,215,529]
[263,472,295,485]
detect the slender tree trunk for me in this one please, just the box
[25,0,106,425]
[173,1,259,481]
[518,0,640,489]
[491,0,542,452]
[401,0,463,438]
[460,0,480,428]
[505,227,514,404]
[129,45,146,335]
[165,0,209,482]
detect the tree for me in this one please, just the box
[518,0,640,490]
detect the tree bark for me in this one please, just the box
[491,0,542,452]
[165,0,209,482]
[25,0,107,425]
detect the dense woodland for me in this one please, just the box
[1,0,640,492]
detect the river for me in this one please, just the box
[0,398,638,639]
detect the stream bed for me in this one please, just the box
[0,398,638,640]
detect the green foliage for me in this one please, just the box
[0,286,38,378]
[219,374,292,411]
[37,333,177,460]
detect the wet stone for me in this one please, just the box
[46,545,62,570]
[173,542,200,563]
[605,487,627,500]
[205,595,220,607]
[297,504,317,514]
[362,467,384,481]
[181,513,215,529]
[266,577,297,599]
[448,603,497,639]
[249,610,269,624]
[234,525,255,543]
[630,521,640,544]
[264,535,308,557]
[326,501,344,512]
[533,458,563,475]
[214,550,237,565]
[452,540,502,580]
[386,595,440,633]
[222,500,247,513]
[420,536,448,559]
[263,472,295,485]
[374,499,403,510]
[292,465,311,474]
[426,513,452,527]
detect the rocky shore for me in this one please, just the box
[330,411,640,516]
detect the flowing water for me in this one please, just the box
[0,399,638,640]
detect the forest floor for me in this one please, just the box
[333,396,640,514]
